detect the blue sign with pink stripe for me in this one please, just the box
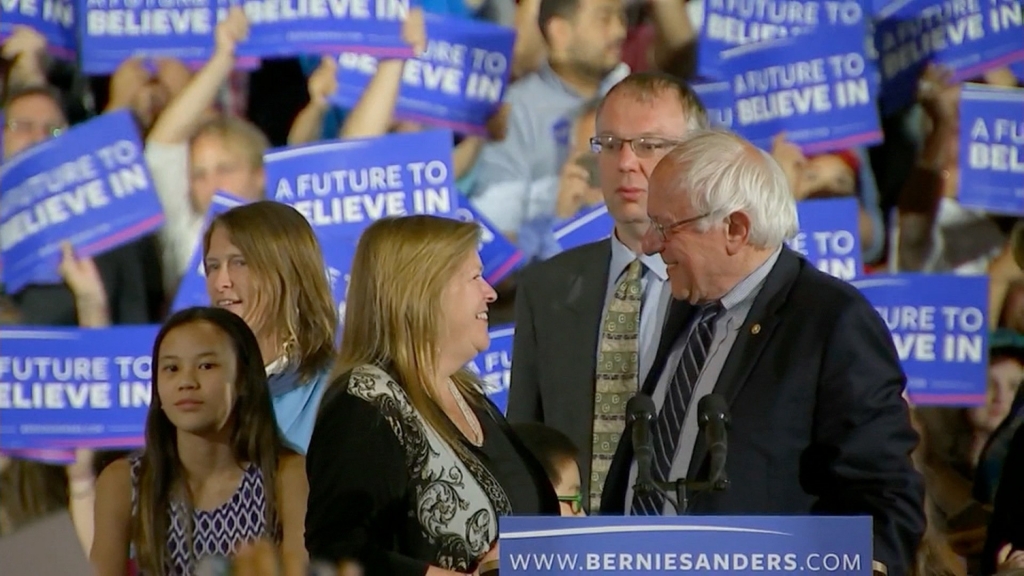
[0,111,164,294]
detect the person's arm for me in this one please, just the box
[649,0,698,76]
[1,26,48,89]
[511,0,545,79]
[506,274,544,423]
[809,297,926,576]
[288,56,339,145]
[340,8,425,139]
[306,389,467,576]
[89,458,133,576]
[277,452,310,576]
[146,7,247,145]
[67,449,97,556]
[59,243,111,328]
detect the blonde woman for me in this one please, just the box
[203,201,337,453]
[306,216,558,575]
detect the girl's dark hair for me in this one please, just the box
[511,422,580,484]
[132,307,282,574]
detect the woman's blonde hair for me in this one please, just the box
[204,201,337,379]
[335,215,485,451]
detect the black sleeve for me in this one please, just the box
[983,425,1024,575]
[305,389,429,576]
[808,297,926,576]
[506,273,543,424]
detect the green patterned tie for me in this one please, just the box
[590,259,642,512]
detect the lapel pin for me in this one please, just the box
[750,324,761,335]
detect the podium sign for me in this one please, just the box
[500,516,872,575]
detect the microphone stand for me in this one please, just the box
[635,474,729,514]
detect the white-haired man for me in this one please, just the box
[600,130,924,576]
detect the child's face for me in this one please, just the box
[554,459,586,517]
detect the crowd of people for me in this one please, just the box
[2,0,1024,574]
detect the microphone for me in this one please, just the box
[626,394,657,493]
[697,394,730,489]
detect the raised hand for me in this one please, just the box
[215,7,250,58]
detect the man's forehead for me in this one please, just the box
[597,91,688,129]
[7,93,65,122]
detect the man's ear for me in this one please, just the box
[724,211,752,255]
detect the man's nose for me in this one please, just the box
[641,226,662,256]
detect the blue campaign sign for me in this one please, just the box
[698,0,868,80]
[0,325,159,451]
[693,80,735,129]
[237,0,412,59]
[0,110,165,295]
[265,129,460,238]
[957,83,1024,215]
[330,14,514,135]
[0,0,77,59]
[852,273,989,406]
[786,197,863,281]
[554,204,614,252]
[500,516,872,575]
[315,227,356,323]
[170,192,250,313]
[466,324,513,414]
[874,0,1024,116]
[1012,60,1024,81]
[453,204,522,285]
[78,0,221,74]
[721,25,883,154]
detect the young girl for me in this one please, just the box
[90,307,308,576]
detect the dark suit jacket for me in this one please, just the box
[507,240,688,510]
[600,248,925,576]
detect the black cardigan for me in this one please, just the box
[304,374,559,576]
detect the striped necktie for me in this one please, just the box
[590,259,643,512]
[632,301,722,515]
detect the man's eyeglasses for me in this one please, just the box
[649,212,712,242]
[558,493,584,515]
[3,119,65,139]
[590,135,681,158]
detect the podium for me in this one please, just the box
[499,516,873,575]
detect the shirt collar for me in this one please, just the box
[265,356,288,376]
[609,230,668,282]
[719,246,782,312]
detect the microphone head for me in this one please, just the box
[697,393,729,424]
[626,394,657,422]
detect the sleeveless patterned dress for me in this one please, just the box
[128,455,279,575]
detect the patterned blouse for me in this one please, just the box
[129,455,278,575]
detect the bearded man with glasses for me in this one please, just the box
[507,71,710,514]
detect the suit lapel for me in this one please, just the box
[685,249,803,482]
[642,299,693,395]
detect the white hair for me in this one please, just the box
[661,129,799,248]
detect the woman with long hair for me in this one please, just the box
[305,215,559,576]
[203,201,338,453]
[90,307,308,576]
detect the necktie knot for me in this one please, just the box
[698,301,723,324]
[624,259,642,282]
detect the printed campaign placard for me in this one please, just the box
[1,0,77,59]
[453,204,522,285]
[553,204,614,252]
[874,0,1024,116]
[237,0,413,59]
[265,129,460,239]
[1011,60,1024,81]
[79,0,220,74]
[466,324,513,414]
[852,273,989,406]
[693,80,735,129]
[786,197,863,281]
[721,25,883,154]
[957,83,1024,215]
[315,227,355,324]
[698,0,869,79]
[500,516,873,575]
[169,192,249,313]
[331,14,515,135]
[0,325,159,450]
[0,110,164,295]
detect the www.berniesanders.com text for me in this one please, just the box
[508,552,862,572]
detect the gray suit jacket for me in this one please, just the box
[507,240,687,510]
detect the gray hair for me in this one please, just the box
[660,129,799,248]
